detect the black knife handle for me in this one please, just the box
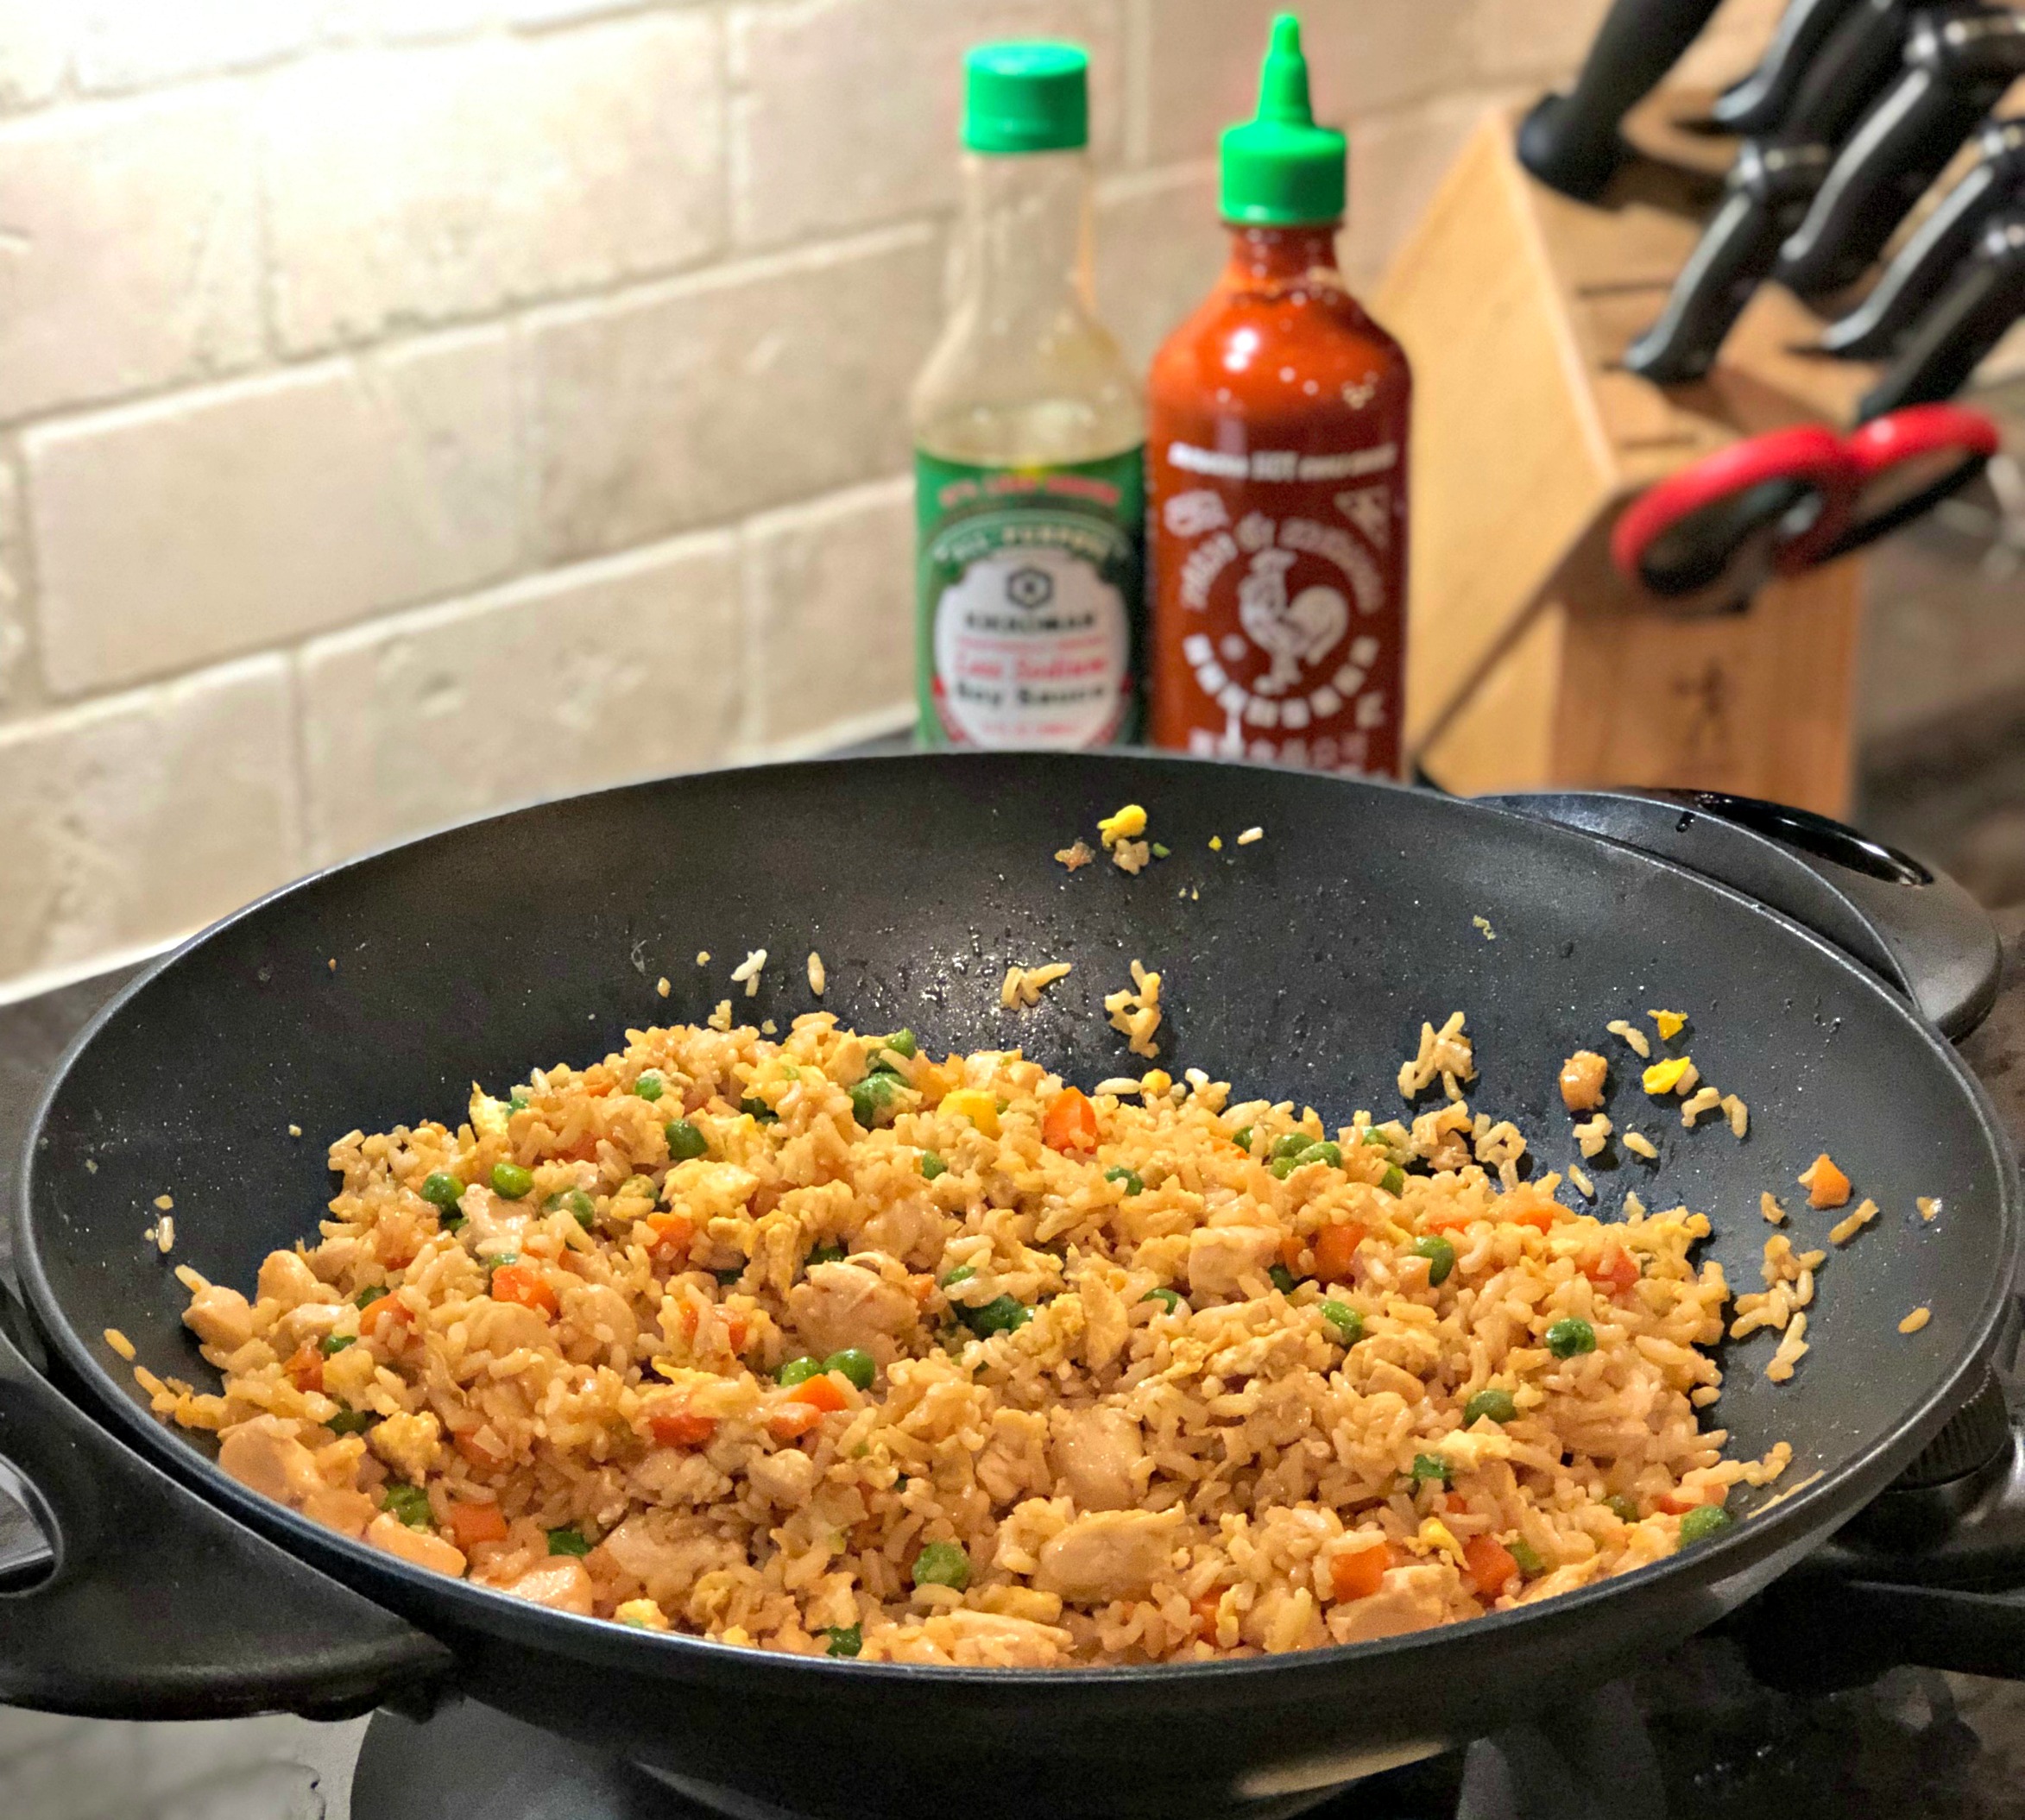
[1819,117,2025,356]
[1777,8,2025,298]
[1624,144,1830,382]
[1861,208,2025,415]
[1780,0,1920,148]
[1517,0,1725,199]
[1713,0,1867,135]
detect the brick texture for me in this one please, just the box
[72,0,316,94]
[0,657,299,980]
[29,331,518,695]
[730,0,1124,249]
[264,16,725,353]
[0,451,28,715]
[0,90,262,424]
[299,532,741,863]
[0,0,67,113]
[742,476,914,745]
[527,228,942,563]
[1095,162,1221,371]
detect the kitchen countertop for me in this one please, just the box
[5,911,2025,1819]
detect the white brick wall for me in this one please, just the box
[0,0,1719,994]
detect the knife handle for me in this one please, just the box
[1624,145,1828,383]
[1712,0,1868,135]
[1818,117,2025,356]
[1779,0,1919,148]
[1517,0,1725,199]
[1778,7,2025,299]
[1860,208,2025,415]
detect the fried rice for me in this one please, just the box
[148,1011,1785,1667]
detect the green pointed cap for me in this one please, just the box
[962,41,1088,154]
[1219,15,1346,224]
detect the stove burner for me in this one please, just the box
[345,1638,2025,1820]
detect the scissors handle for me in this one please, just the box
[1782,401,2003,564]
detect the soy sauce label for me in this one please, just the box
[915,449,1145,749]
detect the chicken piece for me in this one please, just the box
[745,1446,820,1508]
[975,1409,1051,1504]
[1325,1565,1450,1646]
[502,1558,596,1615]
[786,1260,918,1363]
[922,1608,1074,1667]
[364,1512,466,1578]
[597,1515,741,1608]
[1049,1406,1143,1513]
[1186,1225,1281,1301]
[218,1416,326,1506]
[300,1484,377,1539]
[271,1300,353,1355]
[858,1196,948,1269]
[1032,1508,1182,1604]
[1559,1050,1607,1113]
[558,1282,639,1362]
[255,1250,330,1312]
[183,1285,255,1354]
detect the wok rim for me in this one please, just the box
[16,752,2022,1696]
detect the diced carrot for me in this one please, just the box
[489,1263,558,1318]
[1656,1489,1719,1515]
[786,1372,847,1413]
[1799,1153,1852,1210]
[649,1410,717,1448]
[1464,1533,1519,1599]
[766,1402,826,1441]
[679,1304,699,1341]
[1312,1223,1362,1284]
[1508,1206,1555,1233]
[1582,1245,1639,1295]
[647,1212,693,1256]
[447,1500,508,1548]
[1279,1234,1305,1273]
[1419,1207,1477,1233]
[723,1313,748,1355]
[1192,1593,1224,1634]
[1328,1541,1392,1603]
[284,1341,323,1394]
[1041,1087,1099,1154]
[454,1430,506,1468]
[362,1297,413,1343]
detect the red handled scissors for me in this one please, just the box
[1611,402,2002,611]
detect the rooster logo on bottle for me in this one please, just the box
[1235,549,1349,696]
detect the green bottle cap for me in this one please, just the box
[962,41,1088,154]
[1219,14,1347,225]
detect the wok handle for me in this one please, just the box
[1479,788,2000,1037]
[0,1315,452,1720]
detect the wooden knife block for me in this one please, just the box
[1375,104,1881,815]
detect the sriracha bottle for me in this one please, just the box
[1147,14,1410,776]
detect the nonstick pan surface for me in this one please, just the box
[11,753,2018,1819]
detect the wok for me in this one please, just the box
[2,753,2022,1820]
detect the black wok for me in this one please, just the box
[2,753,2022,1820]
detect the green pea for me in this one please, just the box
[1230,1125,1254,1154]
[546,1526,592,1558]
[1362,1130,1391,1148]
[1410,1453,1451,1485]
[825,1348,876,1391]
[665,1119,708,1162]
[912,1540,970,1590]
[485,1251,520,1278]
[940,1264,977,1288]
[1298,1141,1342,1168]
[320,1334,356,1357]
[1677,1505,1734,1547]
[848,1073,901,1129]
[1269,1156,1299,1180]
[420,1171,463,1208]
[1414,1235,1456,1286]
[1464,1388,1518,1426]
[714,1266,744,1288]
[805,1242,847,1269]
[1546,1317,1597,1358]
[1105,1166,1145,1197]
[824,1624,862,1659]
[441,1214,466,1234]
[1141,1287,1181,1314]
[491,1161,533,1200]
[633,1075,665,1103]
[921,1151,948,1181]
[355,1285,388,1309]
[383,1483,432,1529]
[1379,1165,1406,1195]
[1321,1300,1364,1345]
[1268,1263,1296,1294]
[777,1357,823,1388]
[546,1187,596,1230]
[962,1295,1031,1338]
[326,1409,376,1435]
[1507,1538,1545,1576]
[740,1096,779,1124]
[880,1030,918,1060]
[1605,1494,1640,1524]
[1271,1133,1313,1162]
[509,1089,530,1112]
